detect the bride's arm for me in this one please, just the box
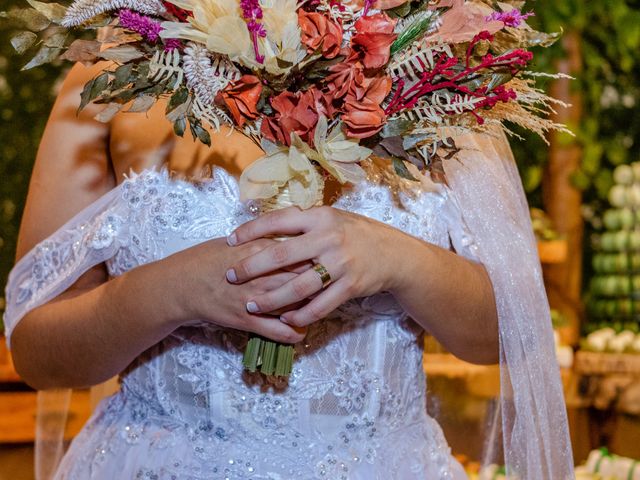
[9,63,305,390]
[226,206,499,365]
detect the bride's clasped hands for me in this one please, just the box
[225,205,425,328]
[224,204,500,365]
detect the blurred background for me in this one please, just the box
[2,0,640,478]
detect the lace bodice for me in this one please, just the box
[6,168,471,479]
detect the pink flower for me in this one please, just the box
[487,9,534,28]
[118,10,162,42]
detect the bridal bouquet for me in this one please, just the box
[6,0,567,376]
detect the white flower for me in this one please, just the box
[160,0,255,65]
[261,0,298,45]
[260,0,306,74]
[294,116,370,184]
[239,142,321,209]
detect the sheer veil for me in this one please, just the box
[443,130,574,478]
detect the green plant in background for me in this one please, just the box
[0,0,64,330]
[512,1,640,308]
[514,1,640,207]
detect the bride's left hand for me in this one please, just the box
[225,206,407,327]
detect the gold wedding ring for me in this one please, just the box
[312,263,332,289]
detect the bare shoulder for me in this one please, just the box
[16,61,117,262]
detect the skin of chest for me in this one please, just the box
[108,100,264,184]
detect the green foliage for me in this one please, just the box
[513,0,640,210]
[0,0,64,328]
[511,0,640,313]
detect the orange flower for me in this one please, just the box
[216,75,262,127]
[326,54,363,99]
[261,88,332,146]
[351,13,397,69]
[298,10,342,59]
[342,98,387,139]
[346,72,392,105]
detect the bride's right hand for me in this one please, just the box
[168,237,308,344]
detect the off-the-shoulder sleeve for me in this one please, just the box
[3,184,129,347]
[442,131,574,479]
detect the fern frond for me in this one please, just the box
[149,48,183,90]
[399,91,484,123]
[316,0,356,29]
[388,42,454,92]
[242,119,262,147]
[191,96,233,132]
[62,0,165,27]
[183,43,240,105]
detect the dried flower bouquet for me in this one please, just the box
[5,0,568,376]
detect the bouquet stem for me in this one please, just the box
[242,168,325,377]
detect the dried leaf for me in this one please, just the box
[485,72,512,92]
[22,31,66,70]
[98,45,143,63]
[95,28,141,44]
[6,7,50,32]
[378,136,424,169]
[11,31,37,54]
[60,39,100,64]
[78,78,94,111]
[387,1,411,18]
[166,101,189,122]
[94,103,122,122]
[429,156,449,186]
[90,72,109,100]
[392,157,418,181]
[113,63,134,89]
[379,136,407,158]
[78,71,109,112]
[103,88,136,104]
[173,117,186,137]
[166,86,188,113]
[190,120,211,146]
[275,57,294,69]
[381,118,413,138]
[127,94,156,113]
[26,0,66,22]
[43,30,66,48]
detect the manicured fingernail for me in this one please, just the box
[227,233,237,246]
[246,301,260,313]
[226,269,237,283]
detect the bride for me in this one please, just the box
[4,60,573,479]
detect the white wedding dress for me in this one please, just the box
[7,167,472,479]
[4,133,575,479]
